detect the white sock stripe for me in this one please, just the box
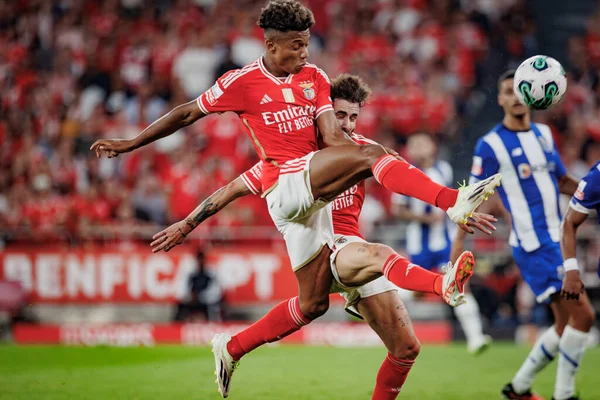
[382,255,402,277]
[373,156,396,182]
[386,354,415,367]
[288,298,307,327]
[287,298,303,327]
[382,256,398,277]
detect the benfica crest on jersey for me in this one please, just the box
[299,82,315,100]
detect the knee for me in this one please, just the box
[299,297,329,320]
[368,244,396,265]
[573,301,596,331]
[390,337,421,361]
[358,144,387,167]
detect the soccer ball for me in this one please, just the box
[513,55,567,110]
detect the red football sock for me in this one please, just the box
[382,254,442,296]
[226,296,310,361]
[372,353,415,400]
[372,155,458,211]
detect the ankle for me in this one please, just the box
[433,275,442,296]
[435,187,458,211]
[226,336,245,361]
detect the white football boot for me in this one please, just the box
[446,173,502,224]
[468,334,493,355]
[441,251,475,307]
[211,333,239,398]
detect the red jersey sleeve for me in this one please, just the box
[240,161,263,195]
[196,70,245,115]
[351,133,380,146]
[313,67,334,119]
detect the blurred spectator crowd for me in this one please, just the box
[0,0,599,245]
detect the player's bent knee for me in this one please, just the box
[574,301,596,330]
[368,244,396,264]
[299,297,329,320]
[358,144,387,167]
[390,337,421,360]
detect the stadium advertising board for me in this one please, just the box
[0,245,323,304]
[13,322,451,346]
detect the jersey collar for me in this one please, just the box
[259,56,294,85]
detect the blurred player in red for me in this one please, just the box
[153,74,489,399]
[92,1,500,396]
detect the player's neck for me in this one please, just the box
[262,55,290,78]
[502,115,530,132]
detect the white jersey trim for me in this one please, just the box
[315,105,333,119]
[196,96,209,114]
[258,57,283,86]
[569,200,591,214]
[240,173,260,195]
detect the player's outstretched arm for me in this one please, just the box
[91,100,205,159]
[560,206,588,299]
[558,174,579,196]
[151,177,252,253]
[449,194,507,262]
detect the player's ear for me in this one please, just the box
[265,39,276,54]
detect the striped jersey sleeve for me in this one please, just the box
[196,63,257,115]
[570,162,600,214]
[350,133,379,145]
[312,65,334,120]
[240,162,263,195]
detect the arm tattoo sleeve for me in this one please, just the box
[184,186,227,230]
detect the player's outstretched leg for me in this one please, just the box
[356,291,419,400]
[211,247,332,398]
[552,292,595,400]
[308,144,501,227]
[503,298,567,400]
[334,241,475,307]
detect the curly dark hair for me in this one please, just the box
[330,74,372,107]
[257,0,315,32]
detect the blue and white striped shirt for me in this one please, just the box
[470,123,567,252]
[394,160,456,255]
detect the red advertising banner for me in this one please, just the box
[13,322,451,346]
[0,245,324,304]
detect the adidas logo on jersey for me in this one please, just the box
[260,94,273,105]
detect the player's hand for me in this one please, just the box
[383,146,405,161]
[458,212,497,235]
[151,220,192,253]
[90,139,134,159]
[561,270,585,300]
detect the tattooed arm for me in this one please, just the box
[151,177,253,252]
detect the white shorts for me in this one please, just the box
[329,235,398,318]
[266,152,334,271]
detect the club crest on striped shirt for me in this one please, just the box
[299,82,315,100]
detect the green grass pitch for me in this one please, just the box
[1,344,598,399]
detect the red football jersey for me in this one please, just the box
[240,133,377,238]
[196,57,333,191]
